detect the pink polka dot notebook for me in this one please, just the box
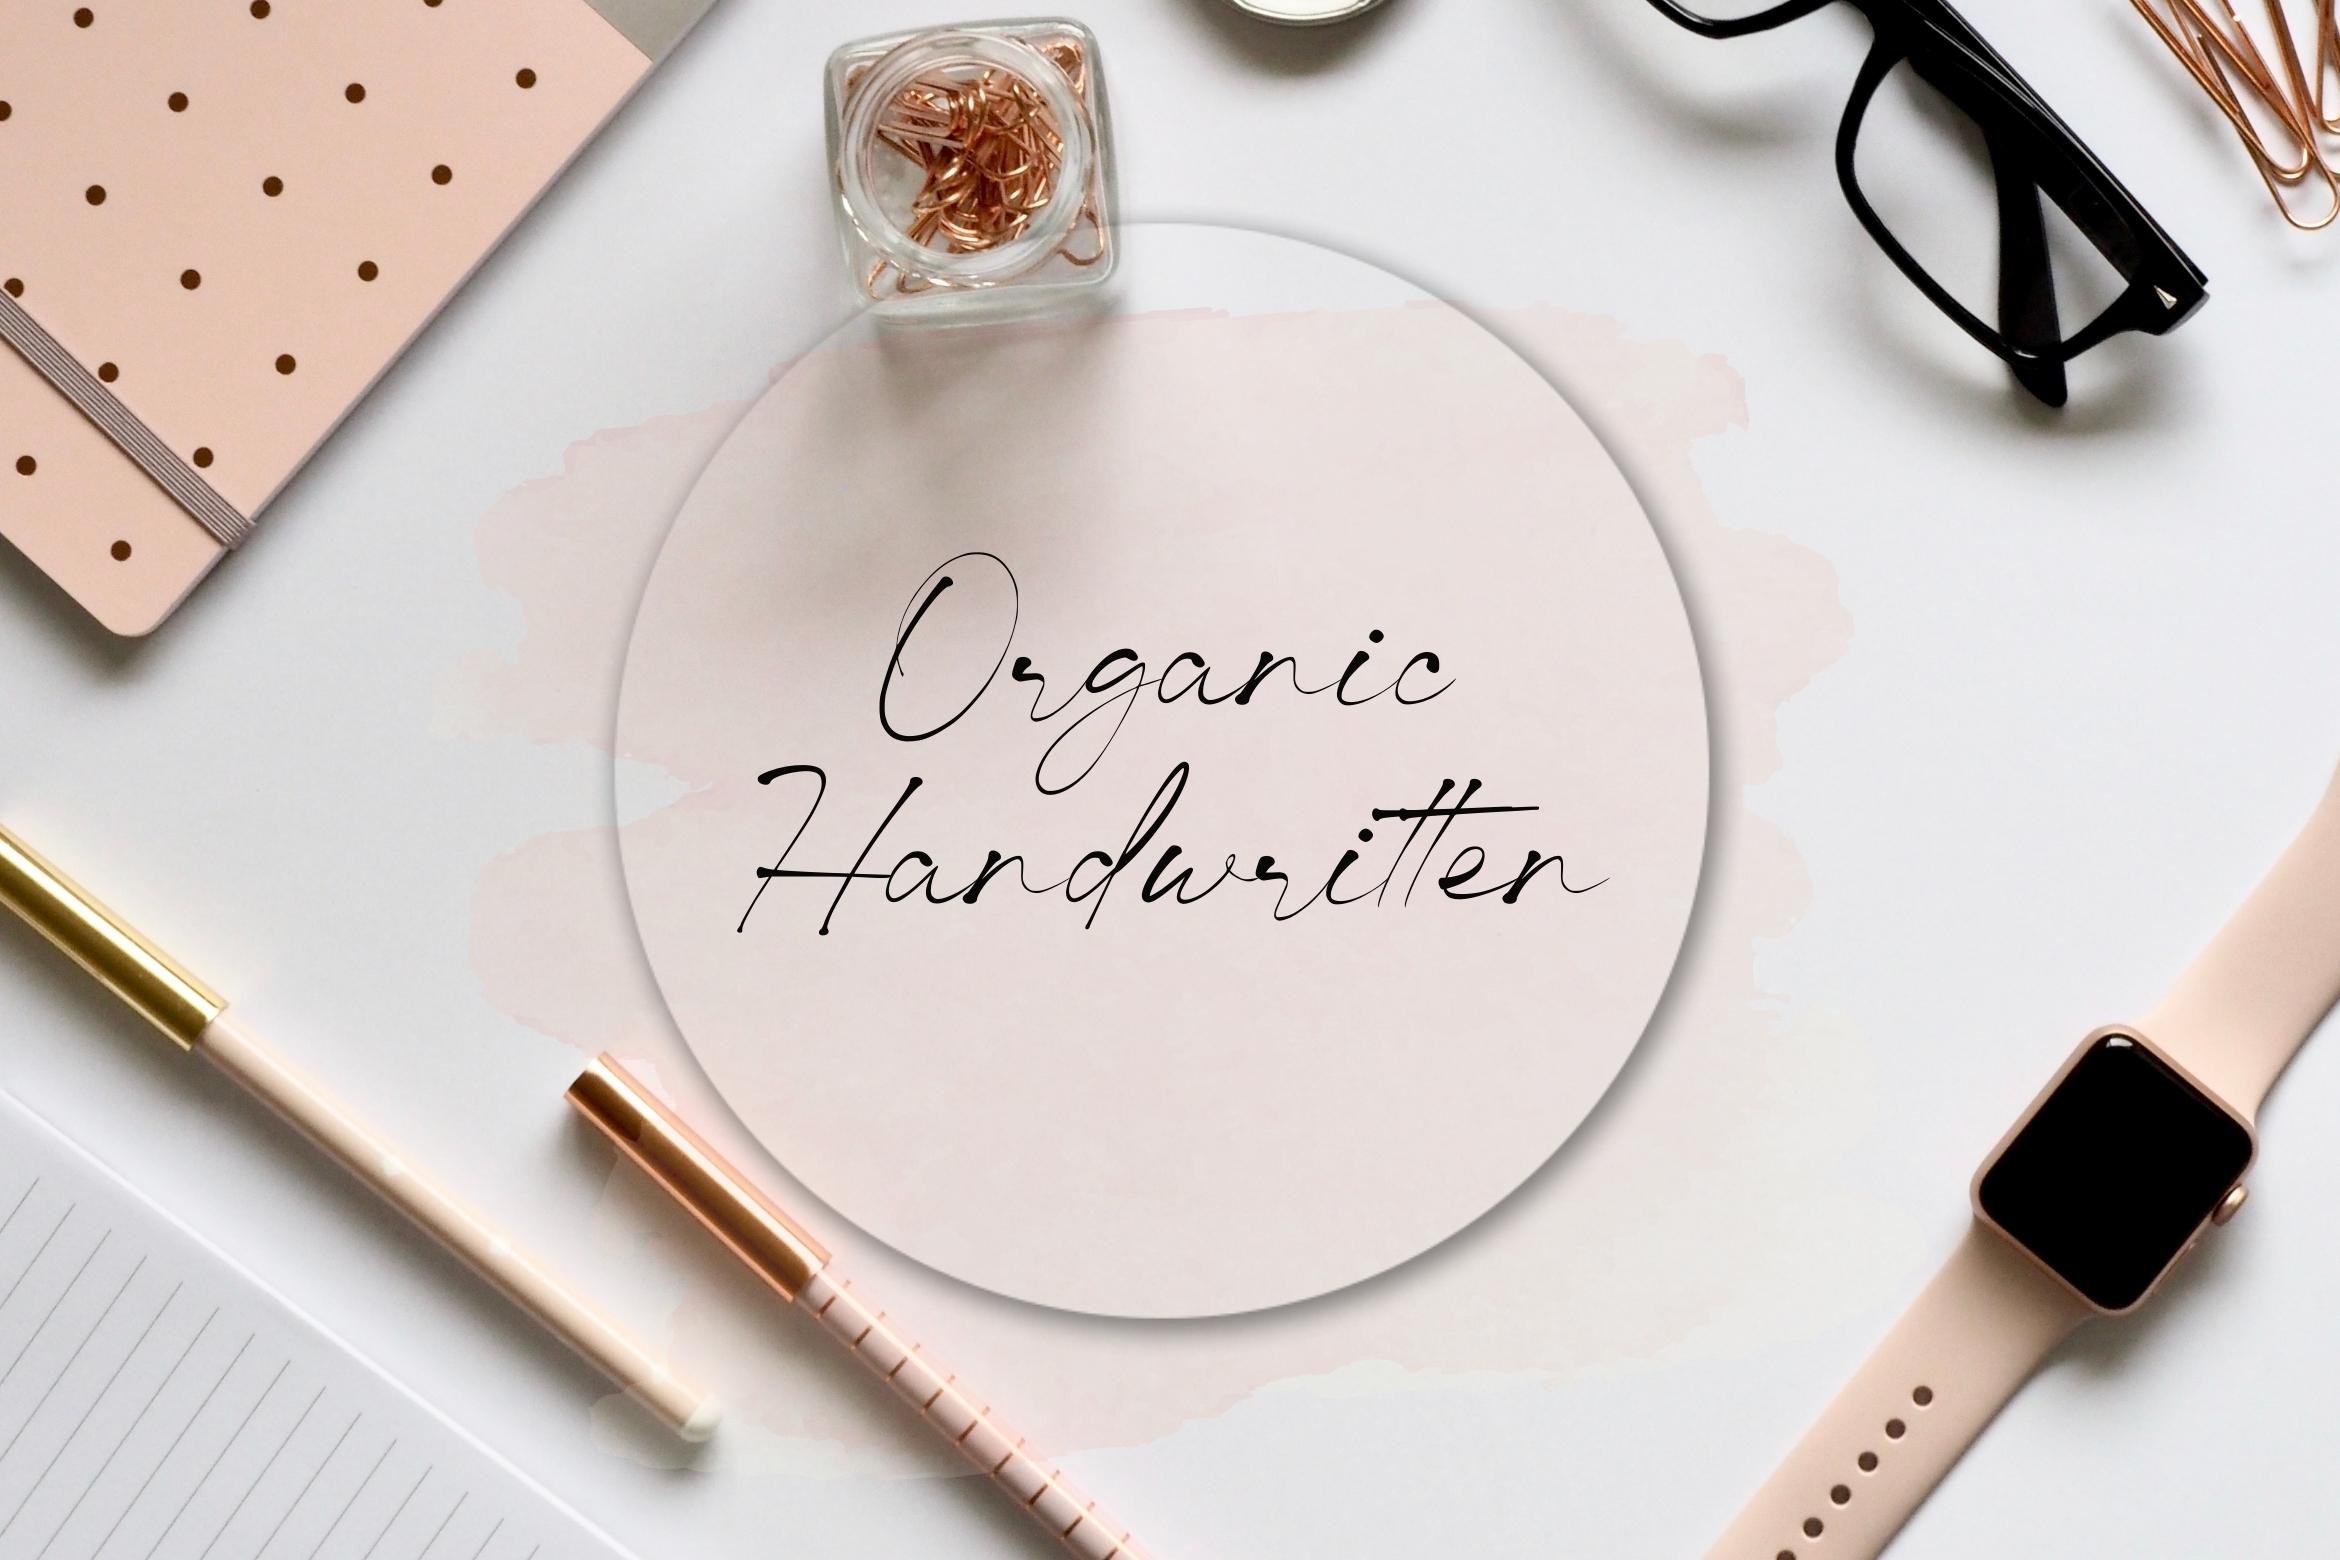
[0,0,713,635]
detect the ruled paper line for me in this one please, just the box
[252,1409,361,1560]
[361,1463,434,1559]
[307,1436,398,1560]
[0,1250,146,1468]
[0,1179,39,1246]
[33,1303,217,1560]
[143,1356,291,1559]
[0,1261,163,1537]
[419,1490,468,1559]
[0,1202,76,1318]
[90,1330,255,1558]
[196,1380,326,1560]
[1,1224,109,1388]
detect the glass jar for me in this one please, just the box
[823,20,1117,318]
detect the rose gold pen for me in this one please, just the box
[0,824,720,1442]
[567,1055,1160,1560]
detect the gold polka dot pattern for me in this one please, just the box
[0,0,652,634]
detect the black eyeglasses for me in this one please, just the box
[1641,0,2208,406]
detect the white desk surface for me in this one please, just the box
[7,1,2340,1555]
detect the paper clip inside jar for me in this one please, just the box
[828,23,1116,311]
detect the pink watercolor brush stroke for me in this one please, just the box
[441,305,1861,1462]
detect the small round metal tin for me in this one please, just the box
[1226,0,1386,24]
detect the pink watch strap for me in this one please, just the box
[1707,1226,2088,1560]
[1715,759,2340,1559]
[2143,762,2340,1121]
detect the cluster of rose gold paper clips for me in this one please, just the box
[2134,0,2340,228]
[858,39,1107,296]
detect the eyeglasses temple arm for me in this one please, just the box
[1986,127,2069,406]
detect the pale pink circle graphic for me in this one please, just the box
[617,227,1708,1317]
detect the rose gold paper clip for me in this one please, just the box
[567,1055,1160,1560]
[2133,0,2340,228]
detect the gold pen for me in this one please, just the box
[569,1055,1159,1559]
[0,824,719,1442]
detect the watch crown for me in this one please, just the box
[2212,1185,2249,1226]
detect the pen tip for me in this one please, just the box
[678,1395,724,1443]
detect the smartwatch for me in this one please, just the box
[1711,761,2340,1559]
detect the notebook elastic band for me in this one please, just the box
[0,293,253,549]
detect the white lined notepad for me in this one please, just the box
[0,1089,635,1560]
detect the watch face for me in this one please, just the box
[1977,1032,2252,1311]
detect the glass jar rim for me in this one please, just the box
[838,30,1094,290]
